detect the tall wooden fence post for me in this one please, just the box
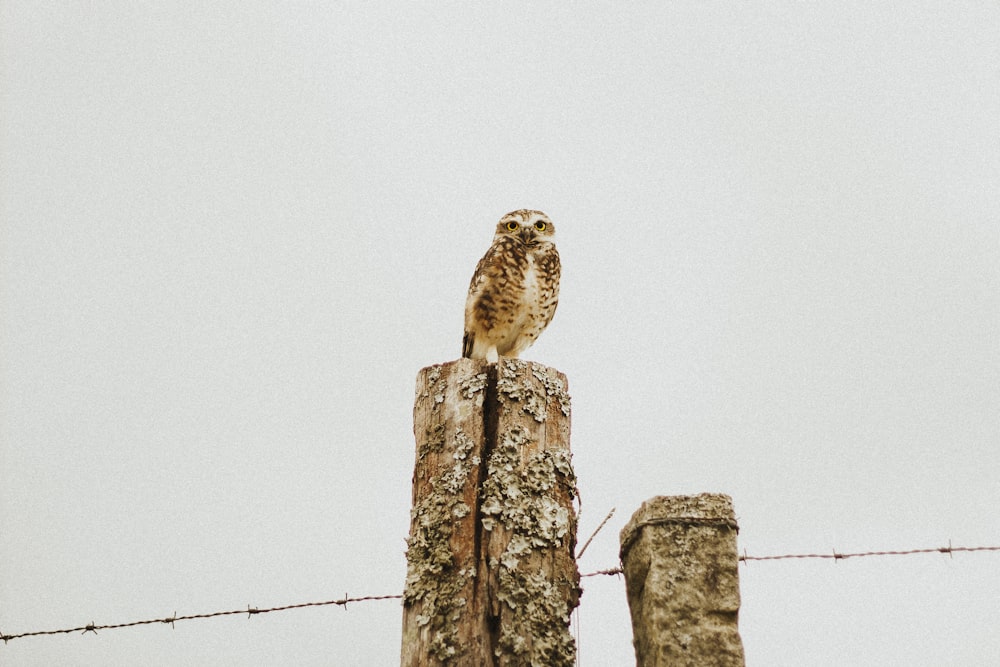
[619,494,745,667]
[401,358,580,666]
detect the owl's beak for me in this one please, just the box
[518,228,536,245]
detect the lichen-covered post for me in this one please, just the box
[402,358,491,664]
[402,358,580,667]
[619,494,745,667]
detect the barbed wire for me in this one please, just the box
[4,542,998,645]
[0,594,401,644]
[579,542,1000,577]
[738,543,1000,563]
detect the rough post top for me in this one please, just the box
[620,494,738,560]
[417,357,567,383]
[416,359,570,413]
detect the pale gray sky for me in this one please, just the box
[2,2,999,665]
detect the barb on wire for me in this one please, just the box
[581,566,623,578]
[0,594,402,644]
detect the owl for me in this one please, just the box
[462,210,561,362]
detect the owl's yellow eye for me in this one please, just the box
[506,221,519,232]
[534,221,546,231]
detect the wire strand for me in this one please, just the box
[1,594,401,644]
[4,543,999,644]
[579,543,1000,578]
[739,543,1000,562]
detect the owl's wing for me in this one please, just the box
[466,244,498,295]
[462,331,475,358]
[462,242,505,359]
[538,245,562,329]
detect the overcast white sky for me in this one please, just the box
[2,2,999,665]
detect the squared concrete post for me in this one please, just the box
[619,494,745,666]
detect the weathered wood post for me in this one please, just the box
[619,494,745,667]
[401,358,580,666]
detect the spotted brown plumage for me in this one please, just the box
[463,210,561,362]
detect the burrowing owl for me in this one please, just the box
[462,210,561,362]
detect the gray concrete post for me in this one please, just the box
[620,494,745,666]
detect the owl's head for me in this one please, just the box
[495,210,555,246]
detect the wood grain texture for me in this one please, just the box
[402,359,579,666]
